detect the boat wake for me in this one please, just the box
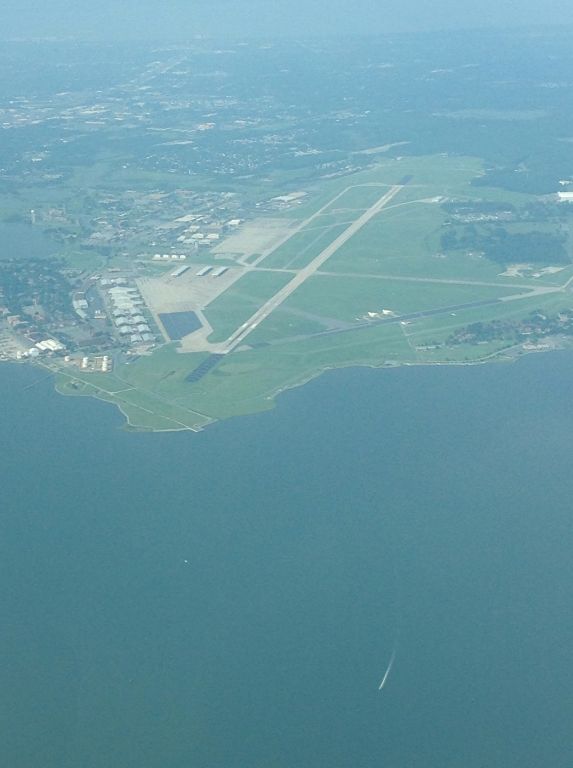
[378,647,397,690]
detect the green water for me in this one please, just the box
[1,354,572,767]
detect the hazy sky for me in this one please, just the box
[3,0,573,39]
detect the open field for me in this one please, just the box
[321,200,567,285]
[172,323,415,421]
[53,353,214,432]
[259,222,350,270]
[271,275,525,324]
[203,271,293,343]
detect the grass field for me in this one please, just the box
[258,183,398,270]
[179,323,414,420]
[260,222,349,270]
[204,271,293,342]
[273,275,525,322]
[53,348,214,431]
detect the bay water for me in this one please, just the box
[1,353,572,767]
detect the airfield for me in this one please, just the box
[136,182,405,354]
[54,154,573,431]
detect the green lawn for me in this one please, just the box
[204,271,292,342]
[181,323,414,419]
[245,307,328,344]
[117,345,209,393]
[276,274,524,322]
[54,349,214,431]
[260,222,348,269]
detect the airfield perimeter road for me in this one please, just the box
[218,184,404,353]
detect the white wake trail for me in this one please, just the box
[378,647,397,690]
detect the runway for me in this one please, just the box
[218,184,404,353]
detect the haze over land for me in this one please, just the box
[4,0,573,39]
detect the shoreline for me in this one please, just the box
[7,338,569,433]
